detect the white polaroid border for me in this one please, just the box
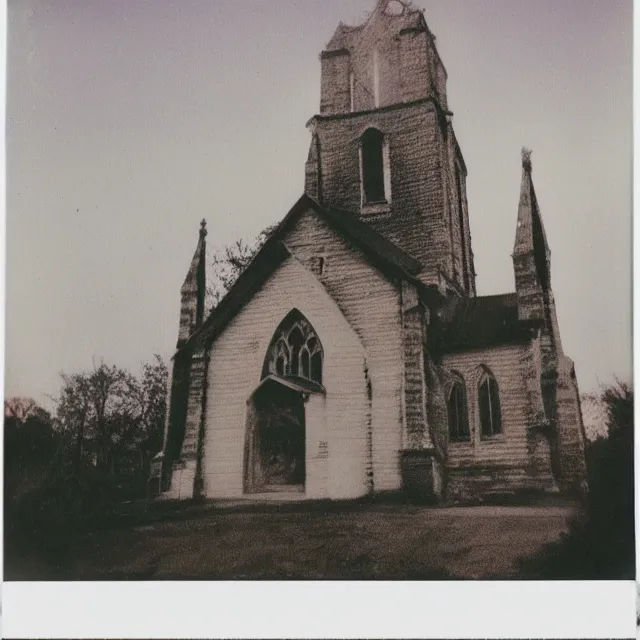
[1,580,637,639]
[2,1,638,639]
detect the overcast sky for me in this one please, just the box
[6,0,632,408]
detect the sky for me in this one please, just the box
[6,0,632,409]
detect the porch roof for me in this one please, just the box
[250,374,326,399]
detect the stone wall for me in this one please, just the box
[307,101,454,288]
[442,343,556,499]
[309,4,473,294]
[319,9,447,115]
[285,207,406,491]
[320,50,351,115]
[554,356,588,493]
[164,347,208,500]
[199,202,412,499]
[202,254,371,500]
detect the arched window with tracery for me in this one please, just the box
[447,374,470,442]
[360,128,389,205]
[262,310,323,385]
[478,368,502,438]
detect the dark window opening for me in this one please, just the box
[361,129,386,204]
[310,255,325,276]
[311,352,323,385]
[479,372,502,438]
[288,327,304,376]
[447,379,470,442]
[300,349,310,379]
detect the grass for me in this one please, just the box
[5,497,582,580]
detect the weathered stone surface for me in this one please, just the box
[400,450,442,503]
[157,0,587,505]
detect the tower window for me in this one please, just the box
[478,369,502,438]
[361,128,388,205]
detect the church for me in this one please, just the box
[154,0,588,503]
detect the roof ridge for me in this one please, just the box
[316,200,424,275]
[179,193,429,353]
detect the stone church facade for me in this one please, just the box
[154,0,588,503]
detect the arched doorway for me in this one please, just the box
[246,378,306,492]
[244,310,324,494]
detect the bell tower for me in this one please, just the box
[305,0,476,296]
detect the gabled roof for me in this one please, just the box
[181,240,291,353]
[436,293,540,353]
[180,194,427,352]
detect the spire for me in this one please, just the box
[521,146,532,172]
[512,149,554,325]
[177,219,207,346]
[513,148,550,287]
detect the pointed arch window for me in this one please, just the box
[262,310,323,385]
[447,375,470,442]
[478,369,502,438]
[360,128,390,206]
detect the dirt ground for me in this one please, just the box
[6,499,581,580]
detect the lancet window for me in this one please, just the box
[263,311,323,385]
[361,128,389,204]
[447,375,470,442]
[478,368,502,438]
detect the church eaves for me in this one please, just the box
[179,194,434,353]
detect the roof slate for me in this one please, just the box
[437,293,539,353]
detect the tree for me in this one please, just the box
[5,397,51,424]
[602,378,633,440]
[521,378,634,579]
[4,397,57,502]
[56,364,135,471]
[54,357,168,476]
[5,358,169,572]
[130,355,168,468]
[206,223,278,310]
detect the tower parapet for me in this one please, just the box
[305,0,475,295]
